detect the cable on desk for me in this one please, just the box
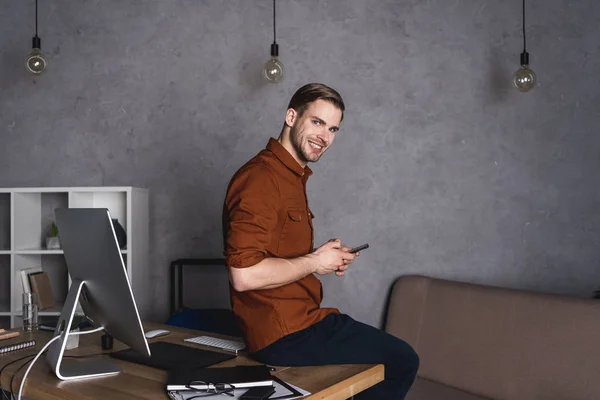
[16,326,106,400]
[13,336,59,400]
[0,355,35,400]
[10,357,35,400]
[3,351,111,400]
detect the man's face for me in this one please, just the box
[288,99,342,165]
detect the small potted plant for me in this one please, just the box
[46,222,61,250]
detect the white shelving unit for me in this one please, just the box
[0,187,149,329]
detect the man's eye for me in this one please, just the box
[312,120,320,125]
[329,128,337,133]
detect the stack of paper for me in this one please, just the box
[167,366,273,391]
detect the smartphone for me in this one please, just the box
[239,385,276,400]
[349,243,369,253]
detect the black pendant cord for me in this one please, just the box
[522,0,526,52]
[273,0,276,44]
[270,0,279,57]
[519,0,530,66]
[32,0,41,50]
[35,0,39,38]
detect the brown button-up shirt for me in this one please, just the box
[222,138,339,352]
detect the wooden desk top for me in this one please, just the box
[1,323,384,400]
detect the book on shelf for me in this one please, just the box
[28,271,55,310]
[166,365,273,391]
[20,266,43,294]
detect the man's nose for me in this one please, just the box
[316,131,332,146]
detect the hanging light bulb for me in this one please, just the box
[513,0,535,92]
[263,0,284,83]
[26,37,47,75]
[264,43,284,83]
[26,0,47,75]
[513,52,536,92]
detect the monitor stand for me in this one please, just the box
[46,278,121,380]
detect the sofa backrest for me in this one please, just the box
[386,275,600,400]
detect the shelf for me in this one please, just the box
[5,187,131,193]
[8,305,65,316]
[13,192,69,251]
[12,253,68,314]
[14,249,64,255]
[38,303,65,316]
[70,191,128,235]
[0,193,9,251]
[11,307,64,317]
[0,255,9,315]
[12,249,127,255]
[3,186,148,329]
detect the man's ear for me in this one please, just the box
[285,108,297,127]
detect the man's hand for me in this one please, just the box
[310,238,358,276]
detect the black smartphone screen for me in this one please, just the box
[349,243,369,253]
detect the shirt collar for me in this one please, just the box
[266,138,313,178]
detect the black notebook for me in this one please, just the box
[167,365,273,390]
[110,341,235,371]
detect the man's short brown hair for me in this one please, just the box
[287,83,345,121]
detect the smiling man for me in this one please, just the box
[222,83,419,399]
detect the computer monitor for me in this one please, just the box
[46,208,150,380]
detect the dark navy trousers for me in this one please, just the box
[251,313,419,399]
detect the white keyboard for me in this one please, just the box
[184,335,246,354]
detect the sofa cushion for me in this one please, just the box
[386,275,600,400]
[407,378,489,400]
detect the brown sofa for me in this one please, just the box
[385,275,600,400]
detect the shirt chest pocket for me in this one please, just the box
[277,208,312,258]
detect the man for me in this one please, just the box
[222,83,418,399]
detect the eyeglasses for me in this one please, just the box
[183,381,236,398]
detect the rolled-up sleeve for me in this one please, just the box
[223,164,280,269]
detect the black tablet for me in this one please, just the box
[110,341,235,370]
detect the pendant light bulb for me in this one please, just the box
[263,0,283,83]
[514,0,535,92]
[27,0,47,75]
[263,43,284,83]
[513,52,536,92]
[26,37,47,75]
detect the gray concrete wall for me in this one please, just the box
[1,1,599,328]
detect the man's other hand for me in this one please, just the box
[311,238,356,276]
